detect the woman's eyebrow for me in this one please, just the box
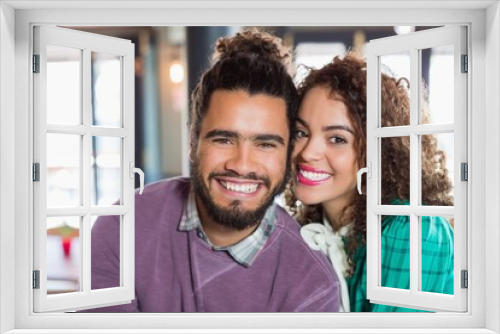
[322,125,355,134]
[297,118,354,134]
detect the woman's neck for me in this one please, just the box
[321,194,356,232]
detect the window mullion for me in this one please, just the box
[409,47,420,295]
[82,48,92,294]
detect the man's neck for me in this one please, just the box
[195,197,259,248]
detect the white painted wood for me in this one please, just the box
[33,25,135,312]
[7,4,492,333]
[0,2,17,333]
[366,25,468,312]
[485,3,500,333]
[373,124,455,137]
[46,206,130,217]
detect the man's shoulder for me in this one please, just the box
[133,176,190,224]
[136,176,190,202]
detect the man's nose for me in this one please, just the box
[225,144,257,176]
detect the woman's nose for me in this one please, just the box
[296,137,324,162]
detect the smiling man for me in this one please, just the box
[87,30,340,312]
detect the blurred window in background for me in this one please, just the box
[295,42,346,84]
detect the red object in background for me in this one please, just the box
[62,237,72,257]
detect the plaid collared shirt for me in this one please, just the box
[178,190,276,268]
[347,199,454,312]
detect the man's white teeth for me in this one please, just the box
[220,181,259,194]
[300,169,331,181]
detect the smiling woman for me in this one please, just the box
[286,52,455,312]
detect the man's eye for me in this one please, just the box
[213,138,232,145]
[295,130,308,139]
[258,142,277,149]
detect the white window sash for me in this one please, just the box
[366,25,468,312]
[33,25,136,312]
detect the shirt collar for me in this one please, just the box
[179,189,277,267]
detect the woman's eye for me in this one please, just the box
[330,136,347,144]
[295,130,308,139]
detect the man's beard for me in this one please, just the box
[190,157,290,231]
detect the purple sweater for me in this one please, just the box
[87,177,340,312]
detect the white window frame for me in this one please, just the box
[0,1,498,333]
[32,25,136,312]
[365,26,467,312]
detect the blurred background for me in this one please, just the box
[46,26,457,294]
[56,25,449,189]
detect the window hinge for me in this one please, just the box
[461,270,468,289]
[33,163,40,182]
[33,54,40,73]
[461,54,468,73]
[33,270,40,289]
[461,162,468,181]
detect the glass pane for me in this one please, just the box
[420,215,454,294]
[380,51,410,127]
[381,137,410,205]
[421,133,454,206]
[381,215,410,290]
[91,52,122,128]
[46,44,81,125]
[47,133,80,207]
[91,136,121,206]
[46,216,80,294]
[91,215,121,290]
[421,44,454,125]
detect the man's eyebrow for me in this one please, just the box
[204,130,239,139]
[297,117,355,135]
[251,134,285,146]
[204,129,285,146]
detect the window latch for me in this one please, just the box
[357,162,371,195]
[129,162,145,195]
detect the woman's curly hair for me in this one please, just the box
[285,52,453,277]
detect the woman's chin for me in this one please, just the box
[295,192,323,206]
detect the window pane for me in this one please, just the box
[47,133,80,207]
[421,44,454,125]
[421,133,454,206]
[46,216,80,294]
[91,136,121,206]
[46,44,81,125]
[91,215,121,290]
[91,52,122,128]
[381,215,410,290]
[380,51,410,127]
[381,137,410,205]
[420,215,454,294]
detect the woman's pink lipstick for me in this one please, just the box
[296,164,332,186]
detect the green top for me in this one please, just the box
[346,202,455,312]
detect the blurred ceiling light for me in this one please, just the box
[169,63,184,83]
[394,26,415,35]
